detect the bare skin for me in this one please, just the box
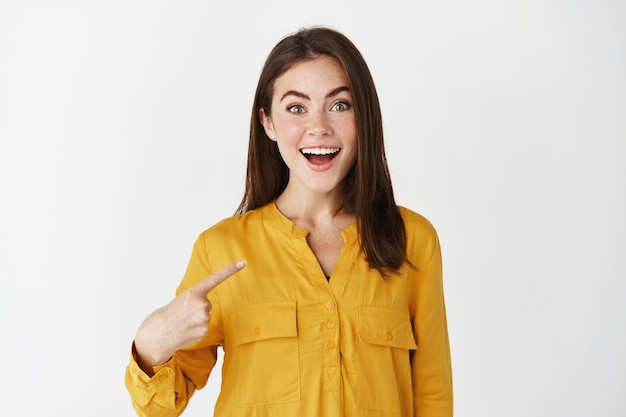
[279,200,355,277]
[133,260,246,376]
[306,225,344,277]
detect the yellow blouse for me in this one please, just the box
[125,202,453,417]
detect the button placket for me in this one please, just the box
[322,299,340,390]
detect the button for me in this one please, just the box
[326,322,335,329]
[327,342,335,350]
[324,302,333,310]
[386,331,393,341]
[254,327,260,335]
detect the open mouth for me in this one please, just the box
[300,147,341,166]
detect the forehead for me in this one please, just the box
[272,56,349,96]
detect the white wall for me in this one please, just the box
[1,1,624,416]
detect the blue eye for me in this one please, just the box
[288,105,305,114]
[332,102,351,112]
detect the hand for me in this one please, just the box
[134,260,246,374]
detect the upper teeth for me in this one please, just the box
[301,148,340,155]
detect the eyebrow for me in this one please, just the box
[279,86,351,103]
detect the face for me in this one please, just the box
[260,55,358,198]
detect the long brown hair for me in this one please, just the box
[236,26,409,276]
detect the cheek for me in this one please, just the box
[340,120,358,146]
[342,122,358,164]
[274,118,305,139]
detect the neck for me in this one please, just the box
[275,183,353,230]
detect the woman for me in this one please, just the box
[125,26,453,417]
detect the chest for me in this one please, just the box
[306,228,344,277]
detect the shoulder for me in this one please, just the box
[397,206,441,259]
[197,205,268,244]
[398,206,438,238]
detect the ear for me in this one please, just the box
[259,108,276,141]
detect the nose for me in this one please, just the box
[309,109,332,137]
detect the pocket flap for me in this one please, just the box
[357,306,417,350]
[229,301,297,345]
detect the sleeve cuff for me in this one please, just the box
[126,342,177,409]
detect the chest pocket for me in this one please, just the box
[356,306,417,414]
[229,301,300,407]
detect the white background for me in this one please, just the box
[1,1,625,416]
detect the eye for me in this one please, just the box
[331,101,351,112]
[288,105,305,114]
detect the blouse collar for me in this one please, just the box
[261,201,358,244]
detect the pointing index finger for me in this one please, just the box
[197,260,246,294]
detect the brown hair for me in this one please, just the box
[236,26,409,276]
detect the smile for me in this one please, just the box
[300,147,341,166]
[300,147,341,156]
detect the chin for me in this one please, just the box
[307,181,344,195]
